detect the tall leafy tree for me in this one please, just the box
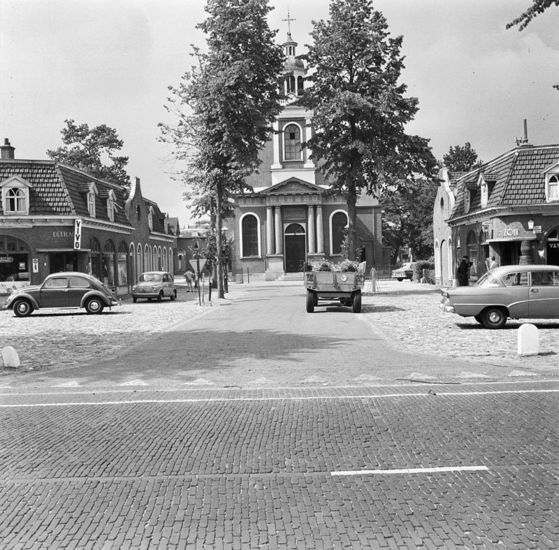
[301,0,436,260]
[161,0,283,298]
[381,176,438,264]
[507,0,558,30]
[47,119,130,188]
[443,142,482,172]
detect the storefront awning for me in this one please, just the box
[486,237,536,243]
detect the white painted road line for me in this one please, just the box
[331,465,490,476]
[0,388,558,408]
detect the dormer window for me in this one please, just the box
[148,206,154,231]
[87,182,98,218]
[106,190,116,222]
[547,174,559,202]
[463,189,471,213]
[1,175,31,215]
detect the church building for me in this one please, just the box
[227,29,383,280]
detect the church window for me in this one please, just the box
[330,211,348,255]
[297,76,304,96]
[284,124,302,161]
[241,214,260,257]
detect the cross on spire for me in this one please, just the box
[282,9,295,35]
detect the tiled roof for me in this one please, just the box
[449,144,559,218]
[0,160,131,226]
[0,161,73,215]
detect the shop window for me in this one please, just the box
[1,176,30,215]
[0,235,30,282]
[241,214,259,257]
[331,211,348,255]
[284,124,302,161]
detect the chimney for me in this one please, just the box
[1,138,15,160]
[515,119,531,147]
[523,118,529,144]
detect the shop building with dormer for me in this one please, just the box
[434,137,559,286]
[0,139,177,296]
[226,30,383,280]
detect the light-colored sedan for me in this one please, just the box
[440,264,559,329]
[132,271,177,303]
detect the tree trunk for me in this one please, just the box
[346,181,357,261]
[216,183,225,299]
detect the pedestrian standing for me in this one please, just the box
[184,270,194,292]
[486,256,498,271]
[457,256,472,286]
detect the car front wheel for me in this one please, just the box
[352,293,362,313]
[85,297,104,314]
[13,299,33,317]
[481,307,507,329]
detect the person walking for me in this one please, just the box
[184,269,194,292]
[457,256,472,286]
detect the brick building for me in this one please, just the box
[0,139,177,296]
[434,140,559,286]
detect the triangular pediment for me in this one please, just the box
[260,178,323,196]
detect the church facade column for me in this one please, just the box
[274,206,283,255]
[307,205,316,254]
[266,206,274,255]
[304,117,314,168]
[271,120,282,169]
[316,205,324,254]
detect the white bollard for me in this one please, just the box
[2,346,20,368]
[517,324,539,357]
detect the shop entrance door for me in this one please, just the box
[50,252,77,273]
[284,223,306,273]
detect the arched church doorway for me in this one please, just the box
[284,223,306,272]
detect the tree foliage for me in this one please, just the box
[160,0,284,298]
[443,142,482,172]
[47,119,130,188]
[300,0,436,260]
[507,0,559,30]
[381,176,438,264]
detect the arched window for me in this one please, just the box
[284,124,302,161]
[547,174,559,202]
[330,211,348,255]
[152,246,157,270]
[1,176,31,215]
[87,183,98,218]
[103,240,116,285]
[90,238,101,279]
[241,214,259,257]
[297,76,304,96]
[5,188,26,212]
[286,75,296,94]
[137,244,142,277]
[106,190,116,222]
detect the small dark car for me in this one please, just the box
[6,272,119,317]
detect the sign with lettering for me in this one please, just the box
[32,258,39,273]
[0,256,13,263]
[74,218,82,250]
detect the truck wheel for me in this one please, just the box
[13,299,33,317]
[352,293,362,313]
[306,291,315,313]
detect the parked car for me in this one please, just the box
[391,262,414,281]
[440,264,559,329]
[132,271,177,303]
[6,272,119,317]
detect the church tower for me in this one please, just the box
[229,18,382,280]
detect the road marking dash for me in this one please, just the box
[331,465,489,476]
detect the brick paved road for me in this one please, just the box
[1,384,558,549]
[1,281,558,548]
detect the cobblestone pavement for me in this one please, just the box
[1,279,558,381]
[1,384,558,549]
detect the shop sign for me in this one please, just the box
[0,256,14,263]
[32,258,39,273]
[52,231,73,238]
[74,218,82,249]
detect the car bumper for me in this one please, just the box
[440,302,455,313]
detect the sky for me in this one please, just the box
[1,0,558,224]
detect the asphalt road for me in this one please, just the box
[1,282,558,549]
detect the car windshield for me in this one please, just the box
[475,272,503,287]
[140,273,162,283]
